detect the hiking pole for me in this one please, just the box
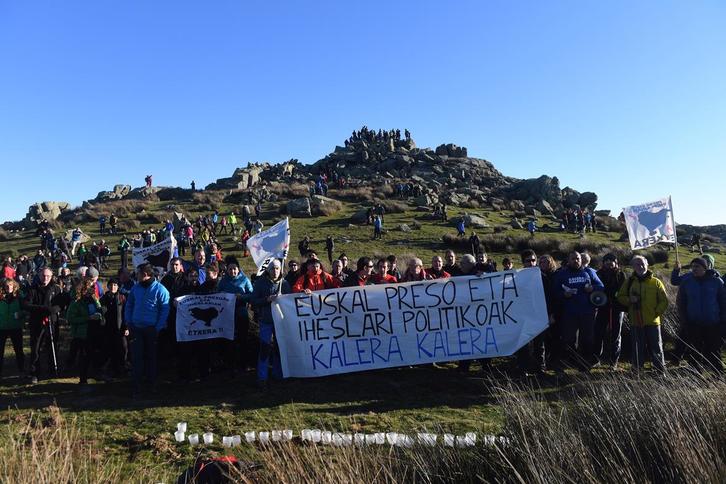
[44,317,59,376]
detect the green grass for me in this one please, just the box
[1,190,725,480]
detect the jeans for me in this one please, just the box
[258,322,282,382]
[594,309,624,365]
[631,325,665,373]
[130,326,158,390]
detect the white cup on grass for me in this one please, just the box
[177,422,187,432]
[244,431,256,443]
[203,432,214,444]
[188,434,199,445]
[174,431,185,442]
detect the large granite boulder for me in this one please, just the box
[25,201,71,225]
[287,197,312,218]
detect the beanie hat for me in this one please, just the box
[690,258,708,270]
[702,254,715,269]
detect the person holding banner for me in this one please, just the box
[251,259,291,387]
[125,263,170,396]
[552,252,604,371]
[343,257,376,287]
[292,260,336,293]
[616,256,668,374]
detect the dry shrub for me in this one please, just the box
[267,182,310,199]
[334,186,375,203]
[494,374,726,483]
[0,406,166,483]
[192,191,225,207]
[313,198,343,217]
[374,199,409,214]
[121,219,141,232]
[373,184,394,199]
[0,227,9,241]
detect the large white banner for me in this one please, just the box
[272,269,548,378]
[247,218,290,269]
[132,235,177,270]
[175,293,236,342]
[623,196,676,250]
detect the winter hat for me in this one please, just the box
[702,254,715,269]
[690,258,708,270]
[87,267,100,278]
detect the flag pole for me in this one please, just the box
[669,196,681,266]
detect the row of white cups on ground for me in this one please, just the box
[173,422,508,448]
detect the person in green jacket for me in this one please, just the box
[66,278,105,391]
[0,278,25,375]
[616,255,669,373]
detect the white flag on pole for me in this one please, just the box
[247,218,290,268]
[622,196,676,250]
[132,235,177,270]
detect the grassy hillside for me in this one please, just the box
[1,188,724,482]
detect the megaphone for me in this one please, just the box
[590,291,608,307]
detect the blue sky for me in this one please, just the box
[1,1,724,226]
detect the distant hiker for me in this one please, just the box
[70,227,83,256]
[690,233,703,254]
[255,202,262,219]
[99,215,106,235]
[373,215,383,239]
[228,212,237,234]
[325,236,335,265]
[190,180,196,191]
[456,218,466,237]
[616,256,668,374]
[527,219,537,237]
[109,213,118,234]
[298,236,310,257]
[145,175,152,188]
[469,232,481,255]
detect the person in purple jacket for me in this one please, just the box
[552,251,604,371]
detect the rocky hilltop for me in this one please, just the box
[6,128,613,229]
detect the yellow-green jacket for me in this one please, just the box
[616,271,669,326]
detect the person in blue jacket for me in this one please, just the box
[676,257,726,373]
[251,259,291,388]
[552,251,604,371]
[218,259,254,373]
[124,263,170,396]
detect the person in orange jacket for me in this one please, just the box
[292,259,336,293]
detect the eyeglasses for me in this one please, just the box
[526,259,536,263]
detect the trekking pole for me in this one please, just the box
[45,317,59,375]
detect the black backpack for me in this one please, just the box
[176,456,261,484]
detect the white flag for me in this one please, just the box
[622,196,676,250]
[247,218,290,268]
[175,293,236,342]
[132,235,177,270]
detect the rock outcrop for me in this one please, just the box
[25,201,71,226]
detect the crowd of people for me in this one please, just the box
[2,234,724,398]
